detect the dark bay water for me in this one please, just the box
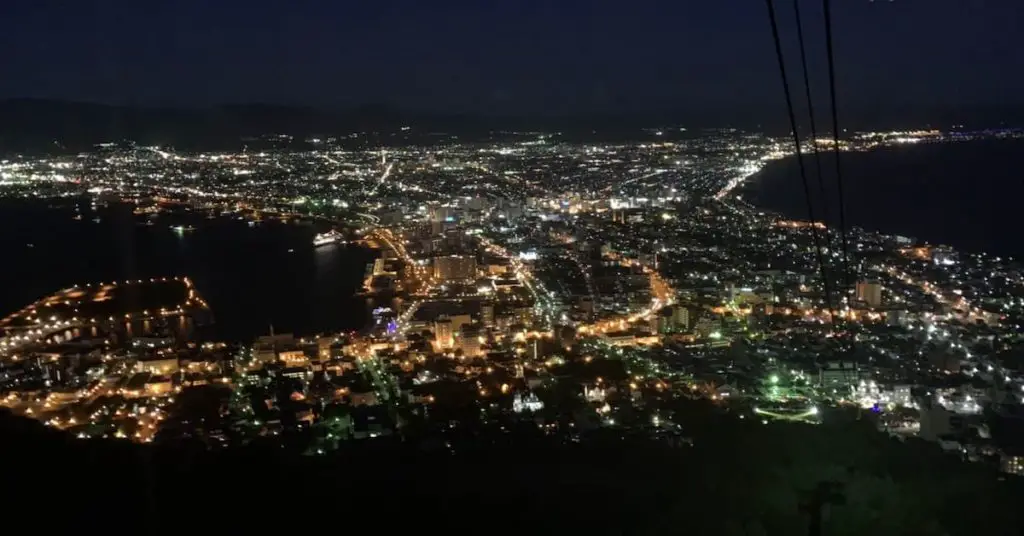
[0,200,376,341]
[743,139,1024,259]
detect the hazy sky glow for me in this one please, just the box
[1,0,1021,115]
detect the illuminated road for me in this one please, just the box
[564,250,599,320]
[576,251,676,336]
[484,234,676,337]
[366,226,433,336]
[603,169,669,194]
[366,162,394,196]
[479,236,561,329]
[367,225,678,341]
[882,264,995,325]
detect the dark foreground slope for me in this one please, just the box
[3,407,1021,535]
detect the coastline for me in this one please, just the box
[734,139,1024,259]
[0,199,376,342]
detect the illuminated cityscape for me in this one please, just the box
[5,0,1024,529]
[1,125,1023,481]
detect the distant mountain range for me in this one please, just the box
[1,98,1022,153]
[0,99,473,153]
[1,99,695,153]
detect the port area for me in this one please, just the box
[0,277,210,354]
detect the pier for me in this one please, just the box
[0,276,210,355]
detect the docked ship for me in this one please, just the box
[313,230,344,247]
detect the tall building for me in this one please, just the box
[316,336,334,361]
[447,314,473,334]
[372,258,394,276]
[443,229,465,250]
[653,312,669,334]
[654,307,689,333]
[428,204,451,223]
[856,280,883,308]
[672,306,689,330]
[434,319,454,350]
[459,336,482,358]
[433,255,477,281]
[428,204,456,236]
[578,297,595,316]
[481,304,495,327]
[499,204,523,220]
[459,325,483,357]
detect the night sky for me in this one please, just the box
[1,0,1021,116]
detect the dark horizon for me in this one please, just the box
[3,97,1024,155]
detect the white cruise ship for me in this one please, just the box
[313,230,343,247]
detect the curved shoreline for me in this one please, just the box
[733,139,1024,258]
[0,199,375,341]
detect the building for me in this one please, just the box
[918,400,969,441]
[693,315,720,338]
[144,377,174,397]
[818,361,867,389]
[578,297,595,317]
[481,304,495,327]
[600,330,659,347]
[672,306,689,330]
[932,247,958,266]
[350,389,379,407]
[137,355,179,375]
[428,204,451,223]
[372,258,396,276]
[434,319,454,349]
[1000,453,1024,476]
[278,350,309,367]
[432,314,472,350]
[856,280,883,308]
[253,332,296,363]
[513,392,544,413]
[317,337,334,361]
[433,255,477,281]
[484,262,510,276]
[459,325,484,358]
[654,310,672,334]
[886,310,908,327]
[928,347,961,373]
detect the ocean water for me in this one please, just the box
[0,200,376,341]
[743,138,1024,259]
